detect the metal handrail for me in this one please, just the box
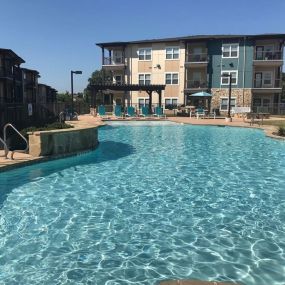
[0,137,9,159]
[3,123,29,160]
[59,111,65,123]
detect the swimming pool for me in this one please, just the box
[0,122,285,284]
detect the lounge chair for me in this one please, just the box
[126,106,137,117]
[196,108,205,119]
[97,105,108,118]
[139,106,152,117]
[114,105,123,118]
[153,106,166,118]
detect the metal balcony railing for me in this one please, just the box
[0,66,13,78]
[185,80,208,89]
[253,79,281,88]
[103,57,124,65]
[254,50,282,60]
[186,53,208,62]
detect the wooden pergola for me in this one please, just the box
[89,83,165,113]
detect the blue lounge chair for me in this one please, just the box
[97,105,107,118]
[154,106,166,118]
[126,106,137,117]
[114,105,123,118]
[139,106,152,117]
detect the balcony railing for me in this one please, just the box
[254,50,282,60]
[0,66,13,78]
[185,80,208,89]
[186,53,208,62]
[103,57,124,65]
[253,79,281,88]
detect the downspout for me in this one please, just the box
[242,36,246,106]
[183,41,187,105]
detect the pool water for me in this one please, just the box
[0,122,285,285]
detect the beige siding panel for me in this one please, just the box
[138,61,153,73]
[164,85,180,97]
[165,60,180,72]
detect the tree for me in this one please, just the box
[84,69,113,103]
[57,91,71,102]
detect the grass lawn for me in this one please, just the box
[262,120,285,127]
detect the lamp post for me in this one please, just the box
[222,72,232,122]
[71,70,82,118]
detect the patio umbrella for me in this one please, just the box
[188,91,212,111]
[189,91,212,97]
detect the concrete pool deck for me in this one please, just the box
[0,114,284,172]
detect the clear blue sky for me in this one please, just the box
[2,0,285,93]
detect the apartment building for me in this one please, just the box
[22,68,40,104]
[97,34,285,113]
[0,48,25,104]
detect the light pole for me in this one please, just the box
[222,73,232,122]
[71,70,82,118]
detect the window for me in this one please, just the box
[165,98,178,108]
[166,47,179,59]
[138,98,149,108]
[222,44,239,58]
[114,75,122,84]
[220,97,236,111]
[138,74,151,85]
[221,71,238,85]
[263,72,272,86]
[138,48,152,60]
[165,73,179,84]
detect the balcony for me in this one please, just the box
[185,53,208,68]
[102,57,125,70]
[253,50,283,66]
[0,66,13,79]
[185,80,208,91]
[252,79,282,92]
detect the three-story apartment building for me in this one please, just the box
[0,48,25,104]
[97,34,285,114]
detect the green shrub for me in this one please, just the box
[277,126,285,137]
[20,123,73,138]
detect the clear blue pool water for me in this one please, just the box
[0,121,285,285]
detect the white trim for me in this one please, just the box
[165,46,180,60]
[165,72,179,85]
[262,71,273,87]
[138,47,152,61]
[219,96,236,111]
[138,97,150,108]
[222,43,239,58]
[254,70,274,88]
[164,97,179,107]
[221,70,238,85]
[138,73,151,85]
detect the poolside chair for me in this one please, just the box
[153,106,166,118]
[126,106,137,118]
[114,105,123,118]
[97,105,108,118]
[139,106,152,117]
[196,108,205,119]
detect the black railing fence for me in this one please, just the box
[0,102,90,131]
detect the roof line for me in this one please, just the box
[96,33,285,48]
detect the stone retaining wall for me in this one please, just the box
[211,88,252,112]
[28,125,98,157]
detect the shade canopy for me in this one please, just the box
[189,91,212,97]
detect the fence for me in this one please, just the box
[0,102,90,131]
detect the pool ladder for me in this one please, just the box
[0,123,29,160]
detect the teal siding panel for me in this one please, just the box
[208,38,254,88]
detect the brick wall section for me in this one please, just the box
[211,88,252,110]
